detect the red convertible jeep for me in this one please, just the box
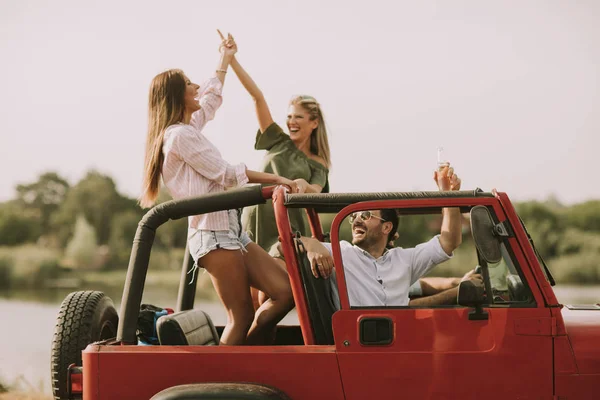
[51,186,600,399]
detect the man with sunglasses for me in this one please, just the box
[301,165,463,308]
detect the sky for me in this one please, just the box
[1,0,599,205]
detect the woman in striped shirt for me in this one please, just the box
[140,35,297,345]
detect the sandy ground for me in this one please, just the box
[0,393,52,400]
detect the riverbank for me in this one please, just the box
[0,393,51,400]
[0,264,218,305]
[0,377,50,400]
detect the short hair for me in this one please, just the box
[380,209,399,244]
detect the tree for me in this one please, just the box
[64,215,98,268]
[515,201,564,258]
[15,172,70,238]
[108,210,143,268]
[51,170,140,246]
[564,200,600,233]
[0,201,41,245]
[154,188,188,249]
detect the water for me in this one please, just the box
[0,285,298,394]
[0,285,597,394]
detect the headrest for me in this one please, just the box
[157,309,219,346]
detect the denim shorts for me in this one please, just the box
[188,209,252,265]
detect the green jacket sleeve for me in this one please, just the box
[254,122,289,151]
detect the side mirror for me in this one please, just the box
[470,206,502,264]
[457,279,488,321]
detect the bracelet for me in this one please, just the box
[216,69,227,74]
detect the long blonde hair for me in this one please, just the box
[139,69,186,208]
[289,95,331,168]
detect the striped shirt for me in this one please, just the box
[161,77,249,233]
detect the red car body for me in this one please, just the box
[69,188,599,399]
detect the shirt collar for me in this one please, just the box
[354,245,390,260]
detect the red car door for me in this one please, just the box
[331,202,554,399]
[333,306,553,399]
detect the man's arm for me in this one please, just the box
[418,277,461,296]
[409,286,458,306]
[435,165,463,255]
[293,236,335,279]
[418,269,482,296]
[439,207,462,256]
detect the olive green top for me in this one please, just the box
[242,122,329,254]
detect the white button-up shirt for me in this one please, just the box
[324,236,452,308]
[161,77,249,233]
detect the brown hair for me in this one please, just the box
[289,95,331,168]
[139,69,186,208]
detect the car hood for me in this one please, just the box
[562,306,600,374]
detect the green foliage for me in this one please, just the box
[0,256,13,289]
[549,253,600,284]
[515,201,565,258]
[108,210,143,268]
[154,189,188,249]
[0,245,62,288]
[64,215,98,269]
[15,172,70,234]
[564,200,600,233]
[0,202,41,245]
[51,170,139,246]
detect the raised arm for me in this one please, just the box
[435,164,463,255]
[229,56,275,133]
[215,31,236,86]
[189,34,235,130]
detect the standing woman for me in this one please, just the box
[139,35,297,345]
[226,36,331,261]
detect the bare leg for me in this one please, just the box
[200,248,254,345]
[257,258,287,306]
[250,287,261,311]
[243,243,294,344]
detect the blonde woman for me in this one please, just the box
[140,35,297,345]
[225,36,331,265]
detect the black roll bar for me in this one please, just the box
[176,243,196,312]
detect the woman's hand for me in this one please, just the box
[278,177,301,193]
[217,30,237,57]
[293,179,309,194]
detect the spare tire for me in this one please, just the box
[51,291,118,400]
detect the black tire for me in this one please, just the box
[150,383,291,400]
[50,290,118,400]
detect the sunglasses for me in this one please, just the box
[348,211,386,224]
